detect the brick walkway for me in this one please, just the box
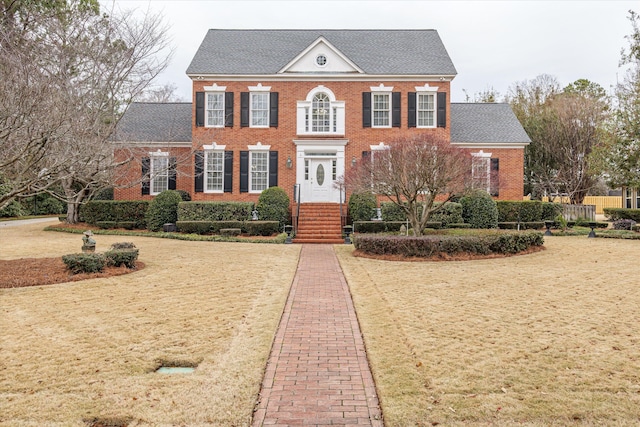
[252,244,383,426]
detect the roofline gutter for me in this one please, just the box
[186,73,457,82]
[451,142,530,149]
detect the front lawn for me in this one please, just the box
[1,223,301,426]
[337,236,640,426]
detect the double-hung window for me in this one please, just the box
[372,93,391,127]
[472,151,491,193]
[150,153,169,195]
[251,92,269,127]
[206,92,224,127]
[205,149,225,193]
[417,93,435,127]
[250,150,269,193]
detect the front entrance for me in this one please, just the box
[294,140,347,203]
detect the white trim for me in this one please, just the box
[415,83,439,92]
[203,142,226,151]
[371,83,394,92]
[248,83,271,92]
[189,74,456,82]
[472,150,492,158]
[249,91,270,128]
[248,150,269,194]
[149,151,169,196]
[297,86,345,135]
[416,92,436,128]
[248,141,271,151]
[451,142,529,148]
[114,141,191,147]
[371,90,392,128]
[203,83,226,91]
[148,150,169,157]
[370,142,389,151]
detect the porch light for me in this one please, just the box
[286,156,292,169]
[351,156,357,167]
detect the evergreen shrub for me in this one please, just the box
[178,202,254,221]
[460,190,498,229]
[256,187,290,228]
[604,208,640,222]
[62,253,106,274]
[348,192,377,222]
[146,190,182,232]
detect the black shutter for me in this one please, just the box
[168,157,177,190]
[225,92,234,127]
[490,158,500,197]
[408,92,417,128]
[437,92,447,128]
[141,157,150,195]
[269,92,279,127]
[392,92,401,127]
[195,92,204,127]
[240,151,249,193]
[362,92,372,128]
[224,151,233,193]
[269,151,278,188]
[194,151,204,193]
[362,151,371,162]
[240,92,249,127]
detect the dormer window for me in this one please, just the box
[297,86,345,135]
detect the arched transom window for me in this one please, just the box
[297,86,345,135]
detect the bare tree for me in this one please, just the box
[343,134,471,236]
[0,0,172,221]
[136,83,184,103]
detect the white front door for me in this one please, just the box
[309,158,334,202]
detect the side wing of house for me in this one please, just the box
[112,102,192,199]
[450,103,531,200]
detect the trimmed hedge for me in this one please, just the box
[460,190,498,229]
[175,220,279,236]
[353,221,441,234]
[354,231,543,258]
[81,201,149,228]
[146,190,182,232]
[256,186,290,228]
[380,202,463,227]
[178,202,254,221]
[105,249,139,268]
[62,253,106,274]
[497,200,543,222]
[604,208,640,222]
[498,221,545,230]
[348,192,377,222]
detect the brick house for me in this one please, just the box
[113,30,530,240]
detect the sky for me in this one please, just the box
[102,0,639,103]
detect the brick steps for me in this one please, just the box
[294,203,344,244]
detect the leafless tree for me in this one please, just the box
[0,0,172,221]
[343,134,471,236]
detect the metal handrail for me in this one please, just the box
[292,183,301,235]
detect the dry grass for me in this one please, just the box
[0,221,301,426]
[336,237,640,426]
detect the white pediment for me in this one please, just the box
[279,37,363,74]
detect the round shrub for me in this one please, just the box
[613,218,636,230]
[460,189,498,229]
[256,186,290,228]
[146,190,182,232]
[348,192,377,222]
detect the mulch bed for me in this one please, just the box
[0,257,144,288]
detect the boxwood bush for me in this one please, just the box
[146,190,182,232]
[256,186,290,228]
[105,248,139,269]
[460,190,498,229]
[348,192,377,222]
[354,231,543,258]
[354,221,441,234]
[604,208,640,222]
[244,220,280,236]
[62,253,106,274]
[178,202,254,221]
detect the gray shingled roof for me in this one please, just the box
[113,103,192,142]
[450,103,531,144]
[186,29,457,76]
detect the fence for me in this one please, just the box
[538,196,621,215]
